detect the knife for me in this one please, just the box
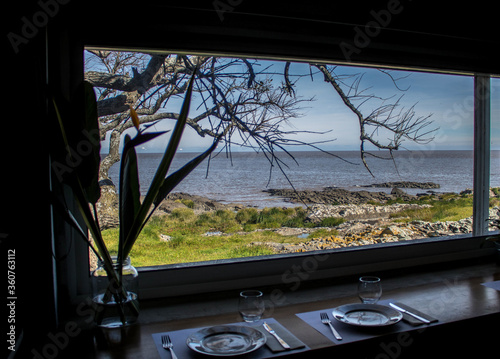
[263,322,291,349]
[389,303,431,324]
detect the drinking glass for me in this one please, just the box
[358,276,382,304]
[238,290,265,322]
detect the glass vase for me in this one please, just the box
[92,256,139,328]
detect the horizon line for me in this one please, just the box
[101,148,500,155]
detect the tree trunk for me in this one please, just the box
[100,129,121,181]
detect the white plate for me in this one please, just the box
[186,325,267,356]
[332,304,403,327]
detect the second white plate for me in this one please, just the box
[332,303,403,327]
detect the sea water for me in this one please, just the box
[107,150,500,208]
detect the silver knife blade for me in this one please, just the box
[263,322,291,349]
[389,303,431,324]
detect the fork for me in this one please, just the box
[320,312,342,340]
[161,335,178,359]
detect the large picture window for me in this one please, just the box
[84,50,499,274]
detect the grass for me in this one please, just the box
[101,206,315,266]
[101,190,499,267]
[389,193,474,222]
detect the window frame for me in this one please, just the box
[138,233,494,299]
[76,48,499,300]
[85,55,494,299]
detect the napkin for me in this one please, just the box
[392,302,438,326]
[262,322,306,352]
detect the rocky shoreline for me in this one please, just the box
[361,181,440,189]
[96,181,500,255]
[263,181,444,205]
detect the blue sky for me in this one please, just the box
[99,59,500,153]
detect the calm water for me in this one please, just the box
[107,150,500,208]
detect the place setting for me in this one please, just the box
[296,276,438,344]
[152,290,308,358]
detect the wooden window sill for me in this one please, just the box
[62,261,500,358]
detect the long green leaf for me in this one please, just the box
[51,87,138,323]
[118,134,141,263]
[152,137,222,209]
[127,131,169,148]
[121,72,197,258]
[51,94,117,290]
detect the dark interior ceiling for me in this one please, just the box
[68,0,499,74]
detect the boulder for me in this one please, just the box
[391,187,406,196]
[362,181,440,189]
[307,203,432,222]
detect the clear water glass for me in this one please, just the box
[238,290,265,322]
[358,276,382,304]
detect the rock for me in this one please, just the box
[204,231,223,237]
[264,188,393,205]
[380,226,399,236]
[427,231,441,237]
[264,187,420,205]
[307,203,431,222]
[159,234,172,242]
[153,192,243,215]
[274,227,309,236]
[362,181,440,189]
[391,187,406,196]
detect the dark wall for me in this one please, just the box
[2,1,498,357]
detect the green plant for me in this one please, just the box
[180,199,195,208]
[282,216,306,228]
[236,207,259,223]
[50,71,223,325]
[170,208,196,221]
[319,216,345,227]
[307,228,339,239]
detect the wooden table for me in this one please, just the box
[66,261,500,358]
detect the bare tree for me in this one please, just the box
[312,64,435,176]
[84,51,435,182]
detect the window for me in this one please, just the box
[491,78,500,220]
[82,49,498,298]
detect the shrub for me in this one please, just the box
[170,208,195,221]
[236,207,259,223]
[181,199,195,208]
[242,223,258,232]
[308,228,338,238]
[319,217,345,227]
[490,197,500,208]
[215,209,236,221]
[283,217,305,228]
[168,236,185,248]
[195,212,213,227]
